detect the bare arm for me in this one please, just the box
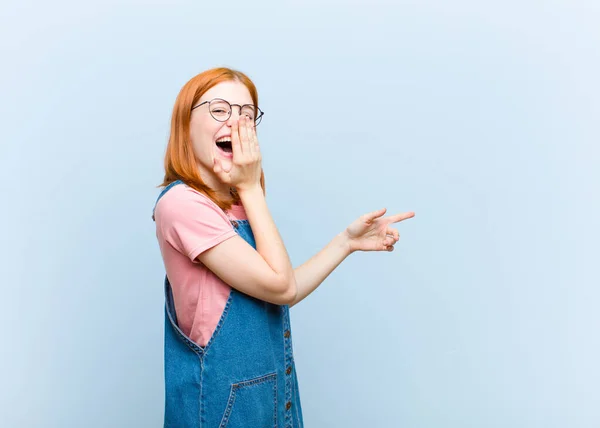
[199,116,297,305]
[238,185,297,301]
[289,232,352,308]
[197,185,297,306]
[289,208,415,308]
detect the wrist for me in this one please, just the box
[337,230,355,256]
[237,184,263,198]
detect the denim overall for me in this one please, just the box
[153,180,304,428]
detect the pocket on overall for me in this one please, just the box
[219,372,278,428]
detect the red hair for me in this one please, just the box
[159,67,265,212]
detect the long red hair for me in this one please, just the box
[159,67,265,212]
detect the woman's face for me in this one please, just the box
[190,80,254,188]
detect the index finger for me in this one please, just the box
[386,212,415,224]
[231,119,243,156]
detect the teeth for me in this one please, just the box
[216,137,232,143]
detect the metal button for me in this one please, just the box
[286,366,292,375]
[286,401,292,410]
[284,330,290,338]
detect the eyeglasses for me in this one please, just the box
[191,98,264,127]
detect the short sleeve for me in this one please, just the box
[155,186,238,262]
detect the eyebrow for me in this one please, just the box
[208,98,255,106]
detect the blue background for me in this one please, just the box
[1,1,598,427]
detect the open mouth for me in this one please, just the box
[216,139,232,153]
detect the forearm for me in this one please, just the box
[238,186,295,287]
[290,232,353,308]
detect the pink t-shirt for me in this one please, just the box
[154,184,248,347]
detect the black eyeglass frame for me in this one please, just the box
[191,98,264,126]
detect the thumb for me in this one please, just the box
[364,207,386,223]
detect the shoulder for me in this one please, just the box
[155,184,228,224]
[154,184,237,259]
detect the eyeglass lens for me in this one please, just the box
[209,99,262,126]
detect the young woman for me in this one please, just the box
[153,67,414,427]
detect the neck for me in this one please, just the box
[196,162,234,202]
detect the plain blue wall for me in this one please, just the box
[1,1,598,427]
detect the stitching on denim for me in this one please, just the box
[202,287,234,355]
[218,372,277,428]
[162,217,243,356]
[164,277,203,356]
[199,358,205,428]
[218,384,237,428]
[293,366,300,427]
[274,373,278,428]
[203,221,247,354]
[282,306,294,426]
[231,372,277,388]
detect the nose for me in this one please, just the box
[226,105,243,127]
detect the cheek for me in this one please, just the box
[190,122,217,156]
